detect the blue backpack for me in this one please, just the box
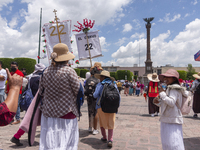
[77,82,84,121]
[20,80,34,111]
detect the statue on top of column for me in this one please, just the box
[143,17,154,25]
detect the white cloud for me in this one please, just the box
[159,13,181,23]
[9,16,18,28]
[0,0,13,10]
[99,36,109,52]
[130,33,145,39]
[115,37,127,46]
[184,13,189,18]
[191,0,198,5]
[122,23,132,32]
[0,0,132,67]
[132,19,141,30]
[111,18,200,67]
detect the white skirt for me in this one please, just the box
[39,114,79,150]
[161,122,185,150]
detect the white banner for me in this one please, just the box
[75,31,102,60]
[43,20,72,64]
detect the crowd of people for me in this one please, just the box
[1,43,200,150]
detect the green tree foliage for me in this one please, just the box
[0,57,36,74]
[116,70,133,81]
[74,68,80,76]
[187,64,196,80]
[80,69,89,78]
[177,70,187,80]
[110,72,117,80]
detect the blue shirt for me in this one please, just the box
[93,78,120,110]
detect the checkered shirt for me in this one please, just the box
[39,64,80,118]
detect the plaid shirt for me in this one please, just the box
[39,64,80,118]
[0,102,16,126]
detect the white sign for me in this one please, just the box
[43,20,72,64]
[75,31,102,60]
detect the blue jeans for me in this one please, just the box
[0,89,5,103]
[15,94,22,121]
[136,89,140,96]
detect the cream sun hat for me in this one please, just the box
[193,72,200,79]
[94,70,115,81]
[51,43,75,62]
[147,73,160,82]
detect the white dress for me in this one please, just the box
[39,114,79,150]
[161,122,185,150]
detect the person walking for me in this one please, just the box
[6,61,24,125]
[135,81,141,96]
[124,80,129,96]
[147,73,160,117]
[140,82,144,96]
[190,73,200,118]
[116,80,122,94]
[93,70,120,148]
[129,81,134,95]
[154,69,187,150]
[10,63,46,146]
[0,61,7,103]
[84,62,102,135]
[38,43,80,150]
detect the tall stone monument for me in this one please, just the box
[142,17,154,85]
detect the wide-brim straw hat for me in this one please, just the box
[51,43,75,62]
[94,70,115,81]
[159,69,179,83]
[193,72,200,79]
[147,73,160,82]
[90,62,103,71]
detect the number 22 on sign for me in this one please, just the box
[49,25,66,36]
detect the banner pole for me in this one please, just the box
[53,9,61,43]
[38,8,42,63]
[86,32,92,67]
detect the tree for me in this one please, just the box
[187,64,196,80]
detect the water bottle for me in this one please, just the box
[161,83,167,90]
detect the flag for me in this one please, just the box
[75,60,79,64]
[194,50,200,61]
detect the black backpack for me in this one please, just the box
[125,83,129,88]
[130,84,133,88]
[100,83,120,113]
[84,77,98,97]
[195,84,200,94]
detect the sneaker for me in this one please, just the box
[11,120,20,125]
[88,127,93,133]
[10,137,23,146]
[193,114,198,118]
[151,114,155,117]
[107,140,113,147]
[92,129,99,135]
[101,138,107,143]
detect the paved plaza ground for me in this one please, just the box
[1,91,200,150]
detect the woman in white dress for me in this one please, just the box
[154,69,188,150]
[38,43,80,150]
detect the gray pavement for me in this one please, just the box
[1,91,200,150]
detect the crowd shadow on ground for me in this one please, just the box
[184,137,200,150]
[9,140,39,149]
[79,129,111,149]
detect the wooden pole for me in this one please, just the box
[86,32,92,67]
[53,9,61,43]
[37,8,42,63]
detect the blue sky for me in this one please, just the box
[0,0,200,68]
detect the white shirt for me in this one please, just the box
[0,68,7,89]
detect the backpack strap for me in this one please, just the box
[97,84,107,106]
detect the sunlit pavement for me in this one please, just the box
[1,91,200,150]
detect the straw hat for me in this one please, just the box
[90,62,103,72]
[159,69,179,83]
[94,70,115,81]
[147,73,160,82]
[51,43,75,62]
[193,72,200,79]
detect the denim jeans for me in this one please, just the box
[15,94,22,121]
[0,89,5,103]
[136,89,140,96]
